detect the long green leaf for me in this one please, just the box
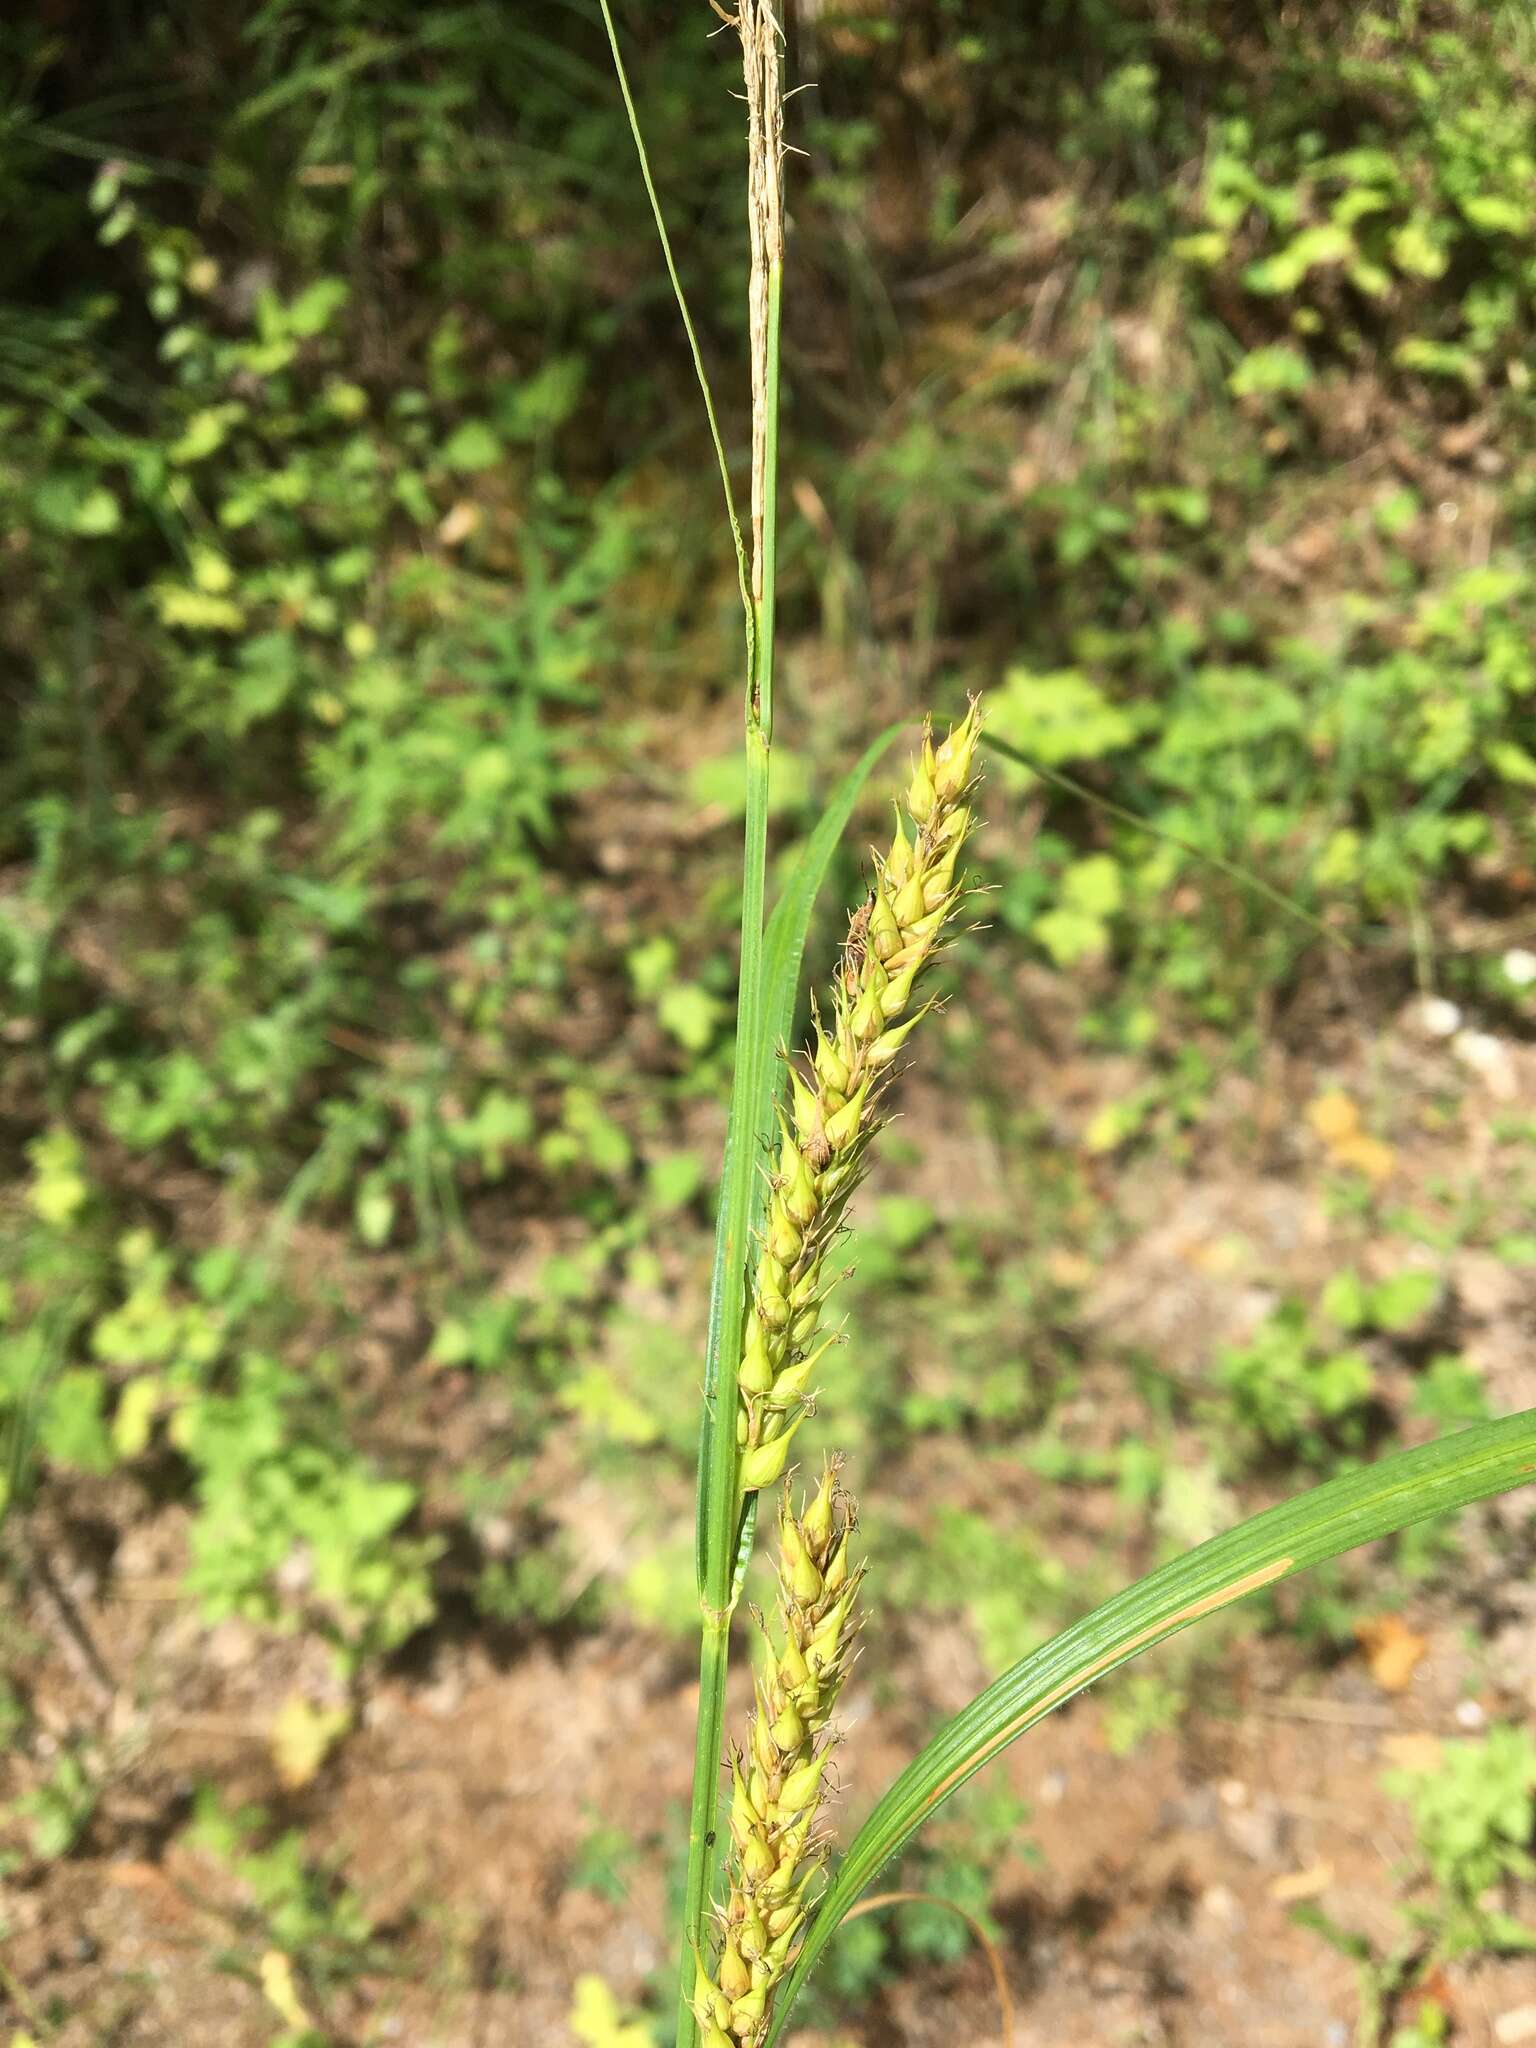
[982,731,1340,948]
[595,0,752,643]
[695,745,771,1602]
[765,724,909,1056]
[759,725,903,1159]
[765,1411,1536,2041]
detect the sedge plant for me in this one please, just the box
[598,8,1536,2046]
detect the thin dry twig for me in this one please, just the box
[1251,1694,1397,1728]
[845,1889,1017,2048]
[15,1525,118,1708]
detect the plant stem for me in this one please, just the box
[678,13,786,2036]
[754,260,782,740]
[676,255,782,2048]
[677,1612,732,2046]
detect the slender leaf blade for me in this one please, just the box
[760,723,903,1121]
[696,724,902,1592]
[696,740,772,1599]
[766,1411,1536,2040]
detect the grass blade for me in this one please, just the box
[672,10,787,2038]
[595,0,752,646]
[983,730,1342,948]
[761,724,903,1071]
[695,750,772,1600]
[764,1410,1536,2041]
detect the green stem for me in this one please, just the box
[674,748,770,2048]
[676,1614,731,2039]
[597,10,787,2039]
[676,212,785,2048]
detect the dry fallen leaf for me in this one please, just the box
[437,499,481,547]
[1269,1860,1335,1903]
[1355,1613,1428,1693]
[1047,1249,1094,1290]
[259,1951,311,2031]
[1415,1968,1455,2027]
[106,1858,208,1927]
[1307,1090,1360,1145]
[1379,1731,1443,1774]
[1336,1133,1395,1181]
[1307,1091,1395,1182]
[270,1693,350,1791]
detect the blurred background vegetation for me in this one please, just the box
[6,3,1536,2044]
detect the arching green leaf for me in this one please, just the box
[766,1411,1536,2041]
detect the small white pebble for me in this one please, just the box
[1494,2004,1536,2046]
[1456,1027,1504,1069]
[1453,1027,1518,1097]
[1504,948,1536,988]
[1219,1777,1249,1809]
[1418,995,1462,1038]
[1455,1697,1487,1730]
[1199,1883,1243,1927]
[276,1546,314,1596]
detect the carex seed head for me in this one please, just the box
[697,1462,866,2047]
[732,704,983,1510]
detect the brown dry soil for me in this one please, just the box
[6,946,1536,2048]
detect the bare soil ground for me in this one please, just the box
[6,974,1536,2048]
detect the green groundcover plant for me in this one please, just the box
[596,9,1536,2047]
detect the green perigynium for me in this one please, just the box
[695,1461,864,2047]
[735,703,983,1496]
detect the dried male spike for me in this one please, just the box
[732,704,983,1502]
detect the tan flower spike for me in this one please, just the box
[695,1462,865,2047]
[735,702,983,1497]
